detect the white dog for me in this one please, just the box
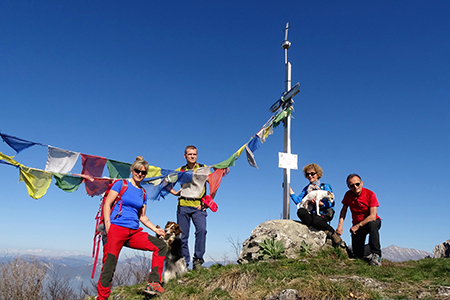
[156,221,188,284]
[298,190,334,216]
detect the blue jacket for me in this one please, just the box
[290,183,334,216]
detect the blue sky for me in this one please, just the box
[1,1,449,262]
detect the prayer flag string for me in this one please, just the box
[0,106,291,200]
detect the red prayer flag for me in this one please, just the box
[208,168,228,199]
[81,154,107,196]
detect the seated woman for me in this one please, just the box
[290,163,344,247]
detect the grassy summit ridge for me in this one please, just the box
[86,247,450,300]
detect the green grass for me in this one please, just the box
[85,249,450,300]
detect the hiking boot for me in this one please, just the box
[330,232,345,247]
[193,259,204,270]
[369,253,382,266]
[144,282,164,295]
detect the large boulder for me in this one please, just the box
[433,240,450,258]
[238,219,328,264]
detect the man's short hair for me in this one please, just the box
[346,173,362,185]
[184,145,197,154]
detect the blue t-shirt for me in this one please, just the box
[110,180,148,230]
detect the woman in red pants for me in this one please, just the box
[97,156,167,299]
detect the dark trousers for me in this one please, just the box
[297,208,335,233]
[351,219,382,259]
[177,205,207,264]
[97,224,167,300]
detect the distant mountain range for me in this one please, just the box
[1,245,433,293]
[381,245,433,262]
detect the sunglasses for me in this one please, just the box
[134,169,147,175]
[349,182,361,188]
[305,172,317,177]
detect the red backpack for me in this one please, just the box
[91,179,146,278]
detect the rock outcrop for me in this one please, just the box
[238,219,328,264]
[433,240,450,258]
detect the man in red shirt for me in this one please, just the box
[336,174,382,266]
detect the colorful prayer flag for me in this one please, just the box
[235,144,246,158]
[19,167,53,199]
[85,178,112,197]
[81,154,107,196]
[213,153,237,169]
[273,108,291,128]
[247,136,260,152]
[180,167,210,198]
[0,133,43,154]
[0,151,21,167]
[53,173,84,193]
[45,146,79,173]
[146,166,163,179]
[209,168,228,199]
[106,159,132,179]
[142,170,193,201]
[245,144,258,169]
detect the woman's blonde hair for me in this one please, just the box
[130,156,149,172]
[303,163,323,179]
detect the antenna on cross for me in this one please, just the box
[281,22,292,64]
[283,22,291,43]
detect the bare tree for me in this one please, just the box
[45,263,78,300]
[78,281,97,300]
[226,235,242,262]
[112,262,133,287]
[128,252,152,285]
[86,251,152,298]
[0,256,47,300]
[220,253,232,265]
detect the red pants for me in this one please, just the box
[97,224,167,300]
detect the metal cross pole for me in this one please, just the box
[282,22,292,220]
[269,23,299,219]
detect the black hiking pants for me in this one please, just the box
[351,219,382,258]
[297,207,335,233]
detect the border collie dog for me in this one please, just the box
[157,221,188,283]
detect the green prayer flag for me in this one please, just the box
[53,173,84,193]
[213,153,237,169]
[107,159,132,179]
[273,108,291,128]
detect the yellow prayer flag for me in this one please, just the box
[235,144,246,158]
[19,167,53,199]
[146,166,162,178]
[0,151,22,167]
[264,125,273,139]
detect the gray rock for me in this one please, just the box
[264,289,299,300]
[417,290,432,299]
[238,219,327,264]
[433,240,450,258]
[438,286,450,296]
[329,275,387,290]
